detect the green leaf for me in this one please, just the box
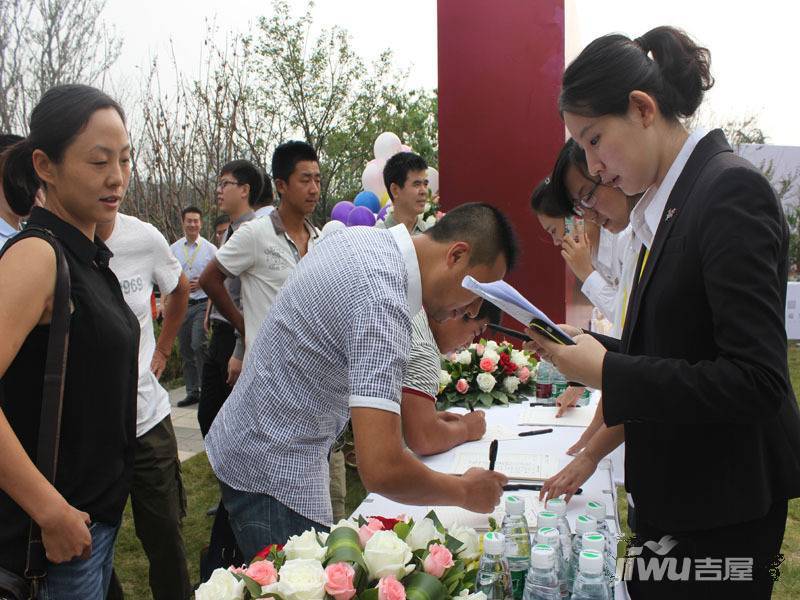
[477,392,493,407]
[488,517,499,531]
[424,510,446,534]
[443,533,463,555]
[240,574,264,599]
[402,572,448,600]
[393,521,412,541]
[360,588,379,600]
[357,515,368,527]
[326,545,367,570]
[325,527,366,569]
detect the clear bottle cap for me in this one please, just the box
[531,544,555,569]
[544,498,566,516]
[586,500,607,522]
[579,550,604,574]
[535,527,559,545]
[536,511,558,529]
[483,531,506,555]
[581,532,606,552]
[574,515,599,534]
[505,495,525,515]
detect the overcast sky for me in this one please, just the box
[104,0,798,145]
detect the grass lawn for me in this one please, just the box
[114,347,800,598]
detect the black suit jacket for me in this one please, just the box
[599,129,800,532]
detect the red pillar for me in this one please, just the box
[437,0,567,322]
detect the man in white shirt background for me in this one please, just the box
[98,212,191,600]
[170,207,217,407]
[376,152,430,234]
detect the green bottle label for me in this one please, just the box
[510,569,526,600]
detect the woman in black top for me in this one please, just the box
[0,85,139,598]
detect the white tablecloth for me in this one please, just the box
[349,395,630,599]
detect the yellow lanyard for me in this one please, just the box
[620,247,650,329]
[182,242,201,271]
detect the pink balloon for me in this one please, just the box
[361,159,386,196]
[400,144,412,153]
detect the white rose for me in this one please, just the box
[482,348,500,366]
[457,350,472,365]
[458,589,488,600]
[448,524,481,561]
[195,568,245,600]
[330,519,359,533]
[425,215,437,229]
[485,340,498,351]
[404,517,444,551]
[363,530,415,580]
[510,350,528,368]
[283,529,326,561]
[439,369,452,387]
[261,559,325,600]
[476,373,496,393]
[503,376,520,394]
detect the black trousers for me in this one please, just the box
[198,321,235,437]
[625,498,788,600]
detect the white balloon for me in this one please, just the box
[361,159,386,196]
[427,167,440,195]
[373,132,402,161]
[321,219,346,238]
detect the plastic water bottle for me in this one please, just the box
[522,544,560,600]
[476,531,513,600]
[566,515,598,595]
[585,500,616,580]
[571,550,611,600]
[501,496,532,600]
[534,527,567,598]
[551,368,568,400]
[582,532,615,597]
[535,362,553,405]
[544,498,572,562]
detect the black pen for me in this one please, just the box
[503,483,583,495]
[529,402,551,407]
[467,400,475,413]
[518,428,553,437]
[488,439,498,471]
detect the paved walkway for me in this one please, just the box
[167,386,204,462]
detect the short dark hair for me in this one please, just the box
[560,26,713,120]
[546,139,589,217]
[426,202,518,271]
[254,168,274,208]
[271,141,319,194]
[220,159,263,206]
[2,84,126,216]
[181,205,202,220]
[213,214,231,228]
[383,152,428,201]
[0,134,23,153]
[474,300,502,325]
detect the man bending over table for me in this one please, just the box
[205,203,516,559]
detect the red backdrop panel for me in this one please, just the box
[437,0,567,322]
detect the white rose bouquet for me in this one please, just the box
[195,513,484,600]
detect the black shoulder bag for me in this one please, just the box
[0,228,71,600]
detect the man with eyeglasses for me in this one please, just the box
[197,159,262,436]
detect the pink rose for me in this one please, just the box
[455,378,469,394]
[245,559,278,585]
[324,562,357,600]
[479,357,495,372]
[423,544,455,578]
[228,566,246,575]
[518,366,531,384]
[475,343,485,356]
[435,211,445,220]
[358,517,385,547]
[378,576,406,600]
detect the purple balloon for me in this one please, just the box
[346,206,376,227]
[331,200,355,223]
[377,203,390,221]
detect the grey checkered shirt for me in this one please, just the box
[205,225,422,525]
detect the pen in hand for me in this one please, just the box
[488,439,498,471]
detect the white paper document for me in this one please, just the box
[461,276,573,342]
[481,424,520,441]
[518,405,596,428]
[450,450,559,481]
[434,491,545,531]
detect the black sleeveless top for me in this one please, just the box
[0,208,139,575]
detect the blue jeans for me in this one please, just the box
[39,522,118,600]
[220,482,328,561]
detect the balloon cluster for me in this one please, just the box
[322,132,440,237]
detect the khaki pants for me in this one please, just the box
[329,449,347,522]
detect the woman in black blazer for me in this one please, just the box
[528,26,800,599]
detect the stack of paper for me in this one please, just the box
[450,450,559,481]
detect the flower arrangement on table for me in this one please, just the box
[195,512,487,600]
[437,339,537,411]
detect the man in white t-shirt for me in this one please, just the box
[98,212,191,600]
